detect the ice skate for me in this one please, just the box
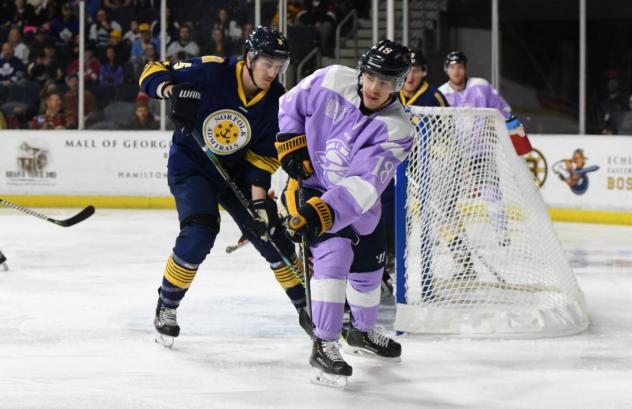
[309,338,352,389]
[154,300,180,348]
[342,326,401,362]
[298,306,314,338]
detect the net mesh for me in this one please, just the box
[394,107,589,337]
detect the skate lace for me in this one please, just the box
[322,341,345,362]
[367,328,390,348]
[159,307,178,326]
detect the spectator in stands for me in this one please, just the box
[104,0,132,10]
[62,73,98,129]
[136,91,160,122]
[231,22,254,57]
[28,27,50,64]
[7,27,30,65]
[296,0,336,57]
[39,80,60,112]
[166,24,199,61]
[49,3,79,50]
[208,28,231,57]
[4,0,36,31]
[600,77,627,134]
[31,91,68,130]
[89,8,122,51]
[27,44,62,84]
[132,41,156,80]
[213,8,242,44]
[66,46,100,84]
[99,45,124,86]
[0,42,25,86]
[151,6,178,46]
[617,95,632,135]
[31,0,57,27]
[130,22,159,63]
[123,20,141,44]
[125,102,159,130]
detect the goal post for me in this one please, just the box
[394,106,589,337]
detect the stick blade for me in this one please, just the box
[55,205,95,227]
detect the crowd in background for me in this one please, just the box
[0,0,362,130]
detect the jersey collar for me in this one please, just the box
[399,80,429,106]
[236,60,269,107]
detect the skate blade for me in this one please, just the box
[310,368,348,390]
[154,333,175,348]
[341,342,402,363]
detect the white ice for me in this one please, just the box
[1,208,631,409]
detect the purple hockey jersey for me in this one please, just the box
[279,65,414,235]
[439,77,512,119]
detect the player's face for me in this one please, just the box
[251,55,288,89]
[362,73,393,110]
[447,63,466,86]
[403,66,425,93]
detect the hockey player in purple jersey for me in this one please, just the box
[275,40,414,388]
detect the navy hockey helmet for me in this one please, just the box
[358,39,412,92]
[245,26,290,64]
[410,48,427,70]
[444,50,467,70]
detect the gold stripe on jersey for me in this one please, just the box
[164,255,198,289]
[284,178,300,216]
[245,150,280,174]
[434,91,448,107]
[399,81,429,106]
[271,256,305,289]
[236,61,269,107]
[201,55,225,64]
[138,61,170,88]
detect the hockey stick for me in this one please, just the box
[190,129,301,275]
[296,179,313,324]
[0,198,95,227]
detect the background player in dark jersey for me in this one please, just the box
[139,26,310,347]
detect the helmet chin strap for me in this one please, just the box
[246,55,261,90]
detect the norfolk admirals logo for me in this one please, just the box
[203,109,251,155]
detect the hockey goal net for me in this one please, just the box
[394,106,589,337]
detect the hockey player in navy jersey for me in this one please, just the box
[139,26,311,347]
[275,40,414,388]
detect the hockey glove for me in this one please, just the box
[170,83,201,134]
[247,197,280,241]
[506,116,533,156]
[286,197,334,242]
[275,133,314,180]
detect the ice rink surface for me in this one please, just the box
[1,208,630,409]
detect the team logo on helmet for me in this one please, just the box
[203,109,251,155]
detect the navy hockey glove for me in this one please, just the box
[275,133,314,180]
[170,83,201,134]
[286,197,334,242]
[247,197,280,241]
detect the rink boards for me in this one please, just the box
[0,131,631,225]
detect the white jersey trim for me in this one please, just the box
[346,283,381,308]
[336,176,379,213]
[311,278,347,303]
[320,65,360,108]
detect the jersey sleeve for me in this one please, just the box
[434,89,449,107]
[138,55,225,98]
[486,83,512,119]
[321,116,414,233]
[243,123,281,190]
[278,71,318,135]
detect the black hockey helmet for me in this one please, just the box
[358,39,412,92]
[245,26,290,62]
[444,50,467,70]
[410,48,427,70]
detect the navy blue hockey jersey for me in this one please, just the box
[398,80,448,107]
[139,56,283,189]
